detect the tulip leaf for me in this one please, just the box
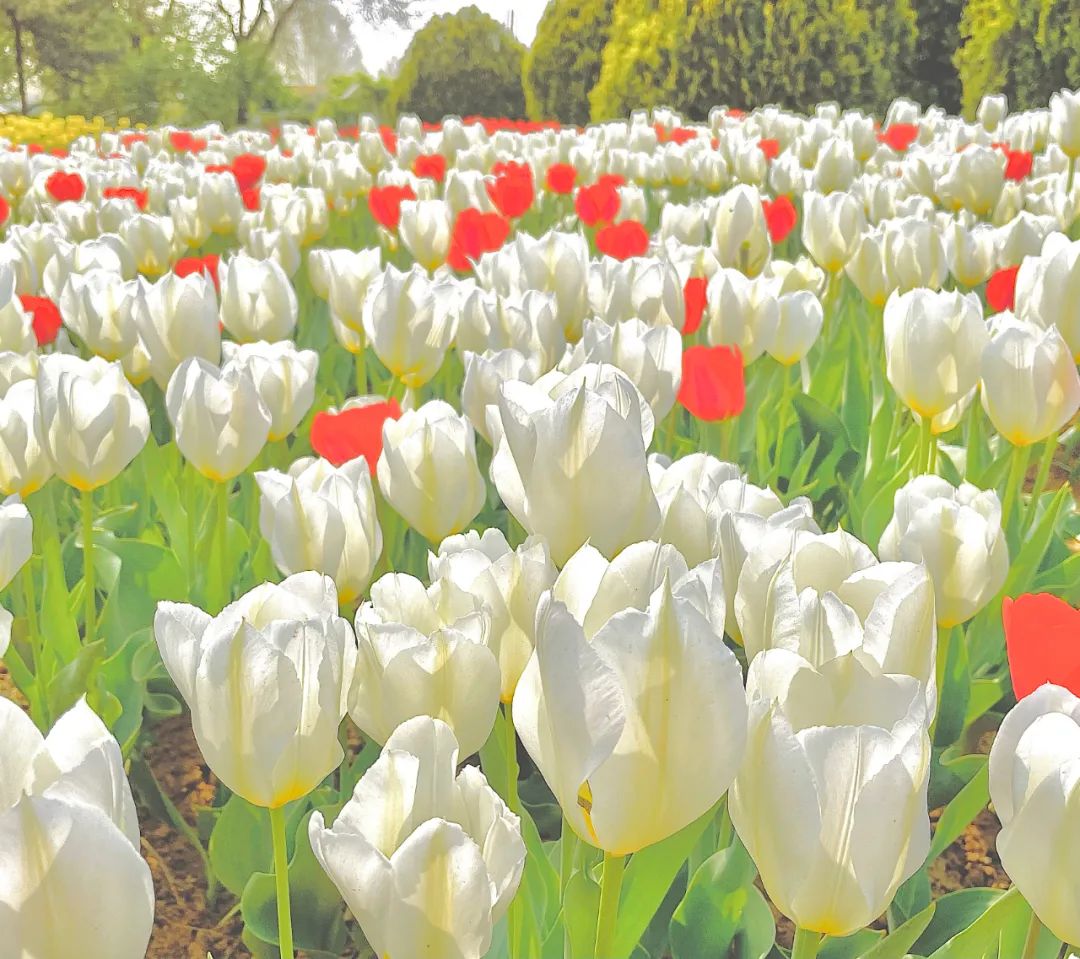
[45,638,105,720]
[819,930,882,958]
[239,806,348,955]
[860,902,936,958]
[208,795,306,898]
[911,887,1019,956]
[613,805,716,959]
[888,865,932,928]
[564,869,601,959]
[933,625,970,749]
[926,760,989,865]
[668,835,775,959]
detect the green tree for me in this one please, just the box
[523,0,615,125]
[589,0,686,121]
[317,69,394,123]
[391,6,527,122]
[907,0,964,111]
[956,0,1080,115]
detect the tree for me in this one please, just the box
[523,0,615,125]
[391,7,527,122]
[906,0,964,111]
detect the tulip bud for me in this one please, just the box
[590,255,685,330]
[255,457,381,605]
[377,400,485,543]
[398,199,453,271]
[812,136,857,194]
[155,573,355,808]
[35,355,150,491]
[58,268,140,361]
[119,213,174,276]
[937,146,1005,215]
[879,475,1008,627]
[457,288,564,373]
[705,268,780,363]
[943,220,997,288]
[309,717,525,959]
[711,184,771,276]
[980,315,1080,446]
[136,271,221,388]
[977,93,1008,133]
[989,684,1080,945]
[767,290,824,365]
[350,573,500,754]
[883,288,988,419]
[461,348,539,442]
[1050,88,1080,159]
[0,698,155,958]
[220,340,317,442]
[513,230,591,340]
[429,529,556,702]
[731,650,930,936]
[883,217,949,292]
[801,191,866,273]
[165,357,271,482]
[197,171,243,234]
[216,253,297,343]
[488,365,661,565]
[362,265,454,388]
[514,581,747,854]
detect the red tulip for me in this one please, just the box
[574,180,620,227]
[169,131,207,154]
[232,153,267,192]
[0,195,9,225]
[762,195,797,244]
[545,163,577,195]
[683,277,707,336]
[413,154,447,183]
[595,220,649,260]
[45,171,85,204]
[678,345,745,421]
[447,208,511,272]
[758,138,780,161]
[368,184,416,230]
[241,186,261,212]
[122,133,148,149]
[379,126,398,155]
[487,161,534,219]
[987,265,1019,313]
[1003,149,1033,182]
[879,124,919,152]
[1004,593,1080,700]
[102,185,148,210]
[310,399,403,472]
[174,253,220,292]
[19,295,63,346]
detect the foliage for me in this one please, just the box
[589,0,686,122]
[906,0,965,112]
[956,0,1080,116]
[523,0,616,125]
[390,6,527,122]
[677,0,918,119]
[316,69,395,124]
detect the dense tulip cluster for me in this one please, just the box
[1,86,1080,959]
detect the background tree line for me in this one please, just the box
[3,0,1079,130]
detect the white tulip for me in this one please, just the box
[218,253,298,343]
[221,340,318,442]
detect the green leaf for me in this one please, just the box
[612,805,716,959]
[208,795,304,898]
[46,639,105,719]
[669,835,775,959]
[564,869,601,959]
[927,760,989,864]
[934,626,970,749]
[912,888,1017,956]
[863,902,936,959]
[240,807,348,955]
[819,930,882,958]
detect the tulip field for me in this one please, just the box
[5,88,1080,959]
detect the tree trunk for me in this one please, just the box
[8,10,28,114]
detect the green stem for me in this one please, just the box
[1020,911,1042,959]
[185,463,197,590]
[20,563,45,725]
[81,488,95,645]
[1022,436,1057,532]
[916,415,934,476]
[769,364,798,486]
[792,927,823,959]
[269,805,294,959]
[1000,443,1031,532]
[1067,155,1076,196]
[215,480,229,612]
[355,349,367,396]
[560,818,577,959]
[502,705,519,812]
[593,853,626,959]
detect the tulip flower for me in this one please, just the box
[217,253,298,342]
[413,153,447,182]
[377,400,486,543]
[883,217,949,294]
[350,572,500,755]
[309,717,525,959]
[1050,88,1080,159]
[767,290,824,365]
[136,270,222,388]
[944,220,997,289]
[704,269,779,362]
[221,340,318,442]
[362,265,454,389]
[0,380,52,496]
[487,364,661,565]
[731,650,931,938]
[58,269,139,360]
[592,254,685,330]
[762,195,797,244]
[44,170,85,204]
[513,229,592,339]
[802,190,865,272]
[457,287,564,372]
[1014,235,1080,360]
[514,580,747,855]
[883,288,988,420]
[682,275,707,335]
[575,179,620,226]
[0,494,31,597]
[398,199,453,271]
[711,184,771,276]
[1004,593,1080,700]
[879,475,1008,628]
[165,357,272,482]
[197,171,243,234]
[596,219,650,260]
[310,396,401,471]
[256,457,382,604]
[986,264,1019,312]
[989,684,1080,945]
[19,295,63,346]
[678,344,745,422]
[0,272,35,354]
[545,163,577,195]
[487,160,534,219]
[461,348,539,443]
[938,146,1006,216]
[429,528,556,702]
[0,698,155,958]
[980,316,1080,447]
[368,183,416,230]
